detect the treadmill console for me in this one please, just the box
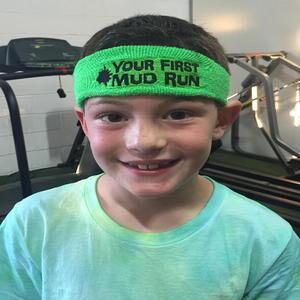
[4,38,81,70]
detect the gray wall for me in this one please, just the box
[192,0,300,159]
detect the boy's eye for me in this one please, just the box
[99,113,126,123]
[166,110,191,120]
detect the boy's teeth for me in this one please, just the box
[137,164,160,170]
[127,161,176,170]
[148,164,159,170]
[137,164,148,170]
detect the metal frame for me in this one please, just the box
[231,55,300,157]
[0,68,74,198]
[0,79,32,197]
[227,53,300,175]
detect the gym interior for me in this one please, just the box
[0,0,300,235]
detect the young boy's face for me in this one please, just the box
[75,96,240,199]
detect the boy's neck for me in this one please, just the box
[96,174,213,233]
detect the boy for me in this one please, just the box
[0,15,299,299]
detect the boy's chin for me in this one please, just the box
[120,178,192,201]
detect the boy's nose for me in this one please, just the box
[125,120,167,154]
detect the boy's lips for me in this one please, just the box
[121,159,180,170]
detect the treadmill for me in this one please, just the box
[0,38,94,222]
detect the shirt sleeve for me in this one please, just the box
[244,231,300,299]
[0,207,42,299]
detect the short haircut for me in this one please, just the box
[82,15,229,73]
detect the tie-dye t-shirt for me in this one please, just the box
[0,175,299,299]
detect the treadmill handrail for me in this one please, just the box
[0,68,75,199]
[232,57,300,158]
[0,79,32,197]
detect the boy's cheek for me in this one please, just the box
[89,132,121,157]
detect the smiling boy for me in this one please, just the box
[75,95,236,232]
[0,15,299,299]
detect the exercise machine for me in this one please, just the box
[0,38,88,222]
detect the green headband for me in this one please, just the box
[73,45,230,107]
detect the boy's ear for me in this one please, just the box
[212,100,241,140]
[74,107,88,137]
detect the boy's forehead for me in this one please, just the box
[85,95,213,106]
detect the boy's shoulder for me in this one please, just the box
[212,178,294,238]
[3,175,100,225]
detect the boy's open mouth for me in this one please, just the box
[122,159,179,170]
